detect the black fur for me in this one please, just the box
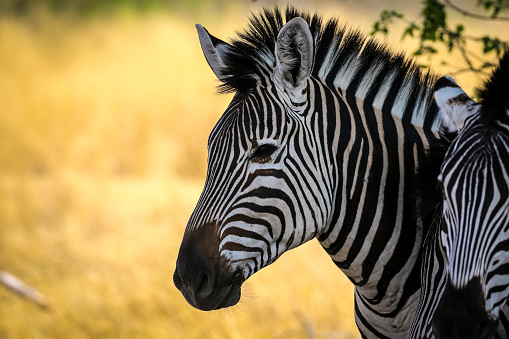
[416,134,455,225]
[478,50,509,127]
[434,76,458,92]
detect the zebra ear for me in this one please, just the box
[196,24,231,82]
[275,17,314,89]
[434,76,477,132]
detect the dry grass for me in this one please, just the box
[0,10,359,339]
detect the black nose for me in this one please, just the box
[433,277,498,339]
[173,222,243,311]
[173,242,216,300]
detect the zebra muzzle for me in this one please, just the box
[432,278,498,339]
[173,223,244,311]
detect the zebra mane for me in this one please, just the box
[478,50,509,126]
[218,6,443,131]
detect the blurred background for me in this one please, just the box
[0,1,507,338]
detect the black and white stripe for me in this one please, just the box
[174,7,449,338]
[410,52,509,338]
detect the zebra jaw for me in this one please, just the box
[173,222,245,311]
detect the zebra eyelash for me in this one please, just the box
[250,144,279,161]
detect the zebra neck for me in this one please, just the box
[314,83,441,330]
[315,40,441,133]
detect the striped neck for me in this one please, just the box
[312,65,444,336]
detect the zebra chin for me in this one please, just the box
[173,270,244,311]
[432,278,499,339]
[173,222,245,311]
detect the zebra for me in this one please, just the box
[408,52,509,339]
[434,54,509,337]
[173,7,450,338]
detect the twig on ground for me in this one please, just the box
[0,271,50,309]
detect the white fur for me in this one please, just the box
[275,17,314,90]
[196,24,229,81]
[434,76,478,132]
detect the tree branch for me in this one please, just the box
[443,0,509,21]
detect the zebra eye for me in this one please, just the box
[251,144,278,160]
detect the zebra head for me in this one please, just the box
[432,54,509,338]
[173,14,335,311]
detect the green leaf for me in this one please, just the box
[402,22,419,39]
[420,0,447,42]
[413,48,424,56]
[413,45,437,56]
[478,0,509,17]
[373,0,509,78]
[478,36,509,55]
[371,9,405,36]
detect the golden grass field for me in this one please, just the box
[0,2,507,338]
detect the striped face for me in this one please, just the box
[433,75,509,337]
[197,83,331,270]
[174,17,335,311]
[173,82,335,311]
[440,113,509,314]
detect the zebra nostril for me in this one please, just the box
[196,273,214,298]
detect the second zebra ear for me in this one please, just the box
[196,24,231,82]
[434,76,478,132]
[275,17,314,89]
